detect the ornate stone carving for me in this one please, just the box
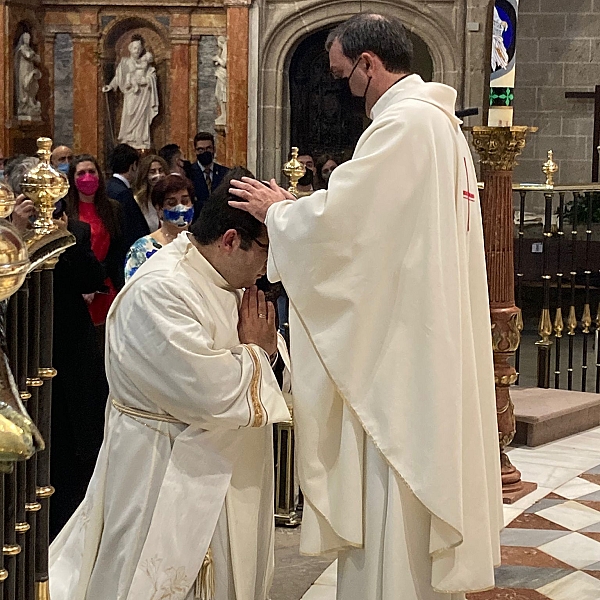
[102,35,159,150]
[15,33,42,120]
[213,36,227,127]
[470,126,536,171]
[492,309,521,353]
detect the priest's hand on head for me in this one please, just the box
[238,286,277,357]
[229,178,295,223]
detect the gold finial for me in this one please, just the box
[567,305,578,335]
[21,137,69,236]
[582,303,592,334]
[554,307,564,338]
[282,147,305,197]
[542,150,558,187]
[538,307,553,344]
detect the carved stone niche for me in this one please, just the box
[10,20,47,155]
[99,16,169,161]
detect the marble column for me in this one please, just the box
[72,36,99,156]
[188,38,199,160]
[169,13,191,155]
[196,35,218,139]
[471,126,538,504]
[225,2,249,166]
[43,34,55,141]
[53,33,74,148]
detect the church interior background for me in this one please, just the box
[4,0,600,599]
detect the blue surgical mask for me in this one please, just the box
[57,162,69,175]
[162,204,194,227]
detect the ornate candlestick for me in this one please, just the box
[471,125,538,503]
[20,138,69,238]
[282,147,305,197]
[542,150,558,187]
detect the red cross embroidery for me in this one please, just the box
[462,157,475,232]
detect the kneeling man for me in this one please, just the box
[50,168,290,600]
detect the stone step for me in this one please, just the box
[512,387,600,447]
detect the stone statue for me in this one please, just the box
[15,33,42,120]
[491,6,509,72]
[213,36,227,126]
[102,36,159,150]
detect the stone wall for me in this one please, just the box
[514,0,600,186]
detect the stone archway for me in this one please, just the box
[254,0,463,179]
[288,26,434,162]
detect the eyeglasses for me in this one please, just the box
[330,57,363,81]
[236,228,269,249]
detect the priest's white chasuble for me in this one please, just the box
[49,233,291,600]
[266,74,503,600]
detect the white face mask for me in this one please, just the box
[149,173,164,185]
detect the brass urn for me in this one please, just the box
[0,219,29,301]
[0,181,16,219]
[282,147,305,197]
[21,137,69,235]
[0,352,43,464]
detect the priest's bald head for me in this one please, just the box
[327,13,413,116]
[190,166,269,289]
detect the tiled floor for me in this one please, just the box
[299,426,600,600]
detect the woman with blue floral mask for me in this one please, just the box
[125,174,195,281]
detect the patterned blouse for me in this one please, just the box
[125,235,163,282]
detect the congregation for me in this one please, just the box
[1,133,340,539]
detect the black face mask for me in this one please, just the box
[298,168,313,187]
[197,151,214,167]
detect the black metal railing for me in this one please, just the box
[512,183,600,392]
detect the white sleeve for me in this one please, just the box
[107,277,290,429]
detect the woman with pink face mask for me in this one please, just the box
[133,154,168,233]
[65,154,125,332]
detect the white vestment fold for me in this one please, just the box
[266,75,502,597]
[49,233,291,600]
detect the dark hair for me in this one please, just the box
[66,154,120,240]
[315,154,338,189]
[294,150,313,160]
[193,132,215,146]
[190,166,266,250]
[110,143,139,175]
[134,154,169,210]
[325,13,413,74]
[150,174,195,210]
[158,144,182,170]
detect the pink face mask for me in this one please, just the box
[75,173,100,197]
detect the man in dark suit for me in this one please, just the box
[189,132,229,220]
[106,144,149,250]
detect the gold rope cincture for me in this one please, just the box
[196,547,215,599]
[111,398,185,436]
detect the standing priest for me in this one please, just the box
[49,168,291,600]
[229,13,502,600]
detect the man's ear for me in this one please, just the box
[221,229,239,253]
[363,51,378,74]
